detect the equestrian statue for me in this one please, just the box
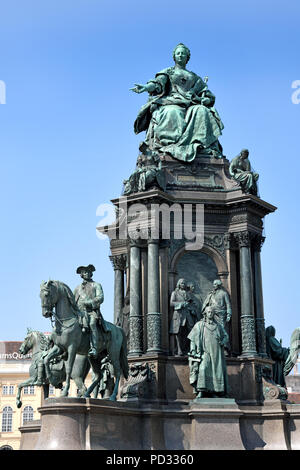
[39,266,128,401]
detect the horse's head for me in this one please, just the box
[40,280,58,318]
[19,329,34,356]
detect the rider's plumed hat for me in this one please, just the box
[76,264,96,274]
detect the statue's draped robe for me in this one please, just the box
[202,288,232,328]
[188,319,228,394]
[229,156,258,194]
[134,67,224,162]
[98,360,114,398]
[169,288,196,334]
[123,158,164,195]
[187,291,202,322]
[266,329,290,387]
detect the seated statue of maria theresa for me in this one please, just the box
[131,43,224,163]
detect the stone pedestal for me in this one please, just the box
[19,397,300,450]
[239,402,291,450]
[189,399,244,450]
[34,398,87,450]
[19,420,41,450]
[286,404,300,450]
[121,355,273,405]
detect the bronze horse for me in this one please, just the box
[17,329,90,408]
[40,280,128,400]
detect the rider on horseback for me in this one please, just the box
[74,264,108,357]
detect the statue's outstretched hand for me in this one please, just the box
[130,83,147,94]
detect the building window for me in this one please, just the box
[2,406,13,432]
[49,385,55,396]
[2,385,14,395]
[22,406,34,424]
[23,385,35,395]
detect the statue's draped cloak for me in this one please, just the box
[229,156,258,194]
[188,320,228,394]
[134,67,224,162]
[202,288,232,326]
[169,287,195,334]
[266,329,290,387]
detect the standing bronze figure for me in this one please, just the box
[74,264,107,358]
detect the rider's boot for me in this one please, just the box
[88,321,99,358]
[35,360,45,386]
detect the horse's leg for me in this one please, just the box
[109,362,120,402]
[108,348,120,402]
[42,384,49,401]
[72,377,86,397]
[84,359,102,398]
[44,344,62,383]
[110,375,120,401]
[72,355,88,397]
[72,373,87,398]
[16,377,35,409]
[107,328,128,401]
[61,345,77,397]
[84,374,101,398]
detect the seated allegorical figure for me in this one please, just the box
[265,325,290,388]
[131,43,224,163]
[123,153,165,195]
[229,149,259,196]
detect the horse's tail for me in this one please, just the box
[120,329,129,380]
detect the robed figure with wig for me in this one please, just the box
[188,307,229,398]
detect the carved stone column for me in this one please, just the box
[146,239,162,354]
[129,240,143,356]
[235,231,257,357]
[110,254,126,324]
[252,234,267,357]
[224,232,239,356]
[159,240,170,354]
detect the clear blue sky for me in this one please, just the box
[0,0,299,347]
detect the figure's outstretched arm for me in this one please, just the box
[130,82,157,94]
